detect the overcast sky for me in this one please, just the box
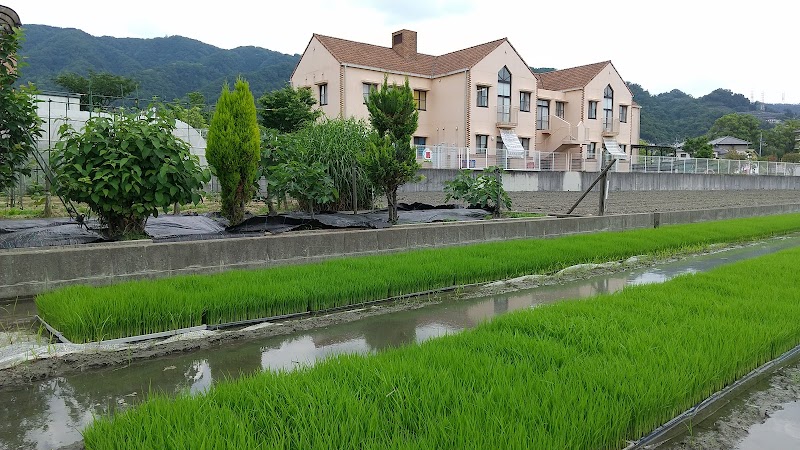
[10,0,798,104]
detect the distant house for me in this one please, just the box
[535,61,640,171]
[708,136,751,158]
[291,30,641,172]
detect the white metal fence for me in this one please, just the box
[416,145,800,177]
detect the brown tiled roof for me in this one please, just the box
[313,34,507,78]
[536,61,611,91]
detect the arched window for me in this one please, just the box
[603,85,614,130]
[498,66,512,122]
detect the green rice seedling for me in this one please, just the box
[83,246,800,448]
[35,213,800,343]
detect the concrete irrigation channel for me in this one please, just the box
[2,235,800,450]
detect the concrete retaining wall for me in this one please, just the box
[399,169,800,192]
[3,203,800,300]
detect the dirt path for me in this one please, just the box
[398,190,800,216]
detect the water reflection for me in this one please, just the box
[1,236,799,450]
[736,401,800,450]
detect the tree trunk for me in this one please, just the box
[387,188,398,224]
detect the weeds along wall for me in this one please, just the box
[3,203,800,301]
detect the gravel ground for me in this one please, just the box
[398,189,800,216]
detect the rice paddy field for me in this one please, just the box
[35,213,800,343]
[82,242,800,449]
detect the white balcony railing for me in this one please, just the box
[496,105,518,128]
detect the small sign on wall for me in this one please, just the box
[423,148,432,161]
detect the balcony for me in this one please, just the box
[602,117,619,136]
[496,105,518,129]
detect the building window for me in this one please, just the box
[520,92,531,112]
[619,144,627,155]
[620,105,628,123]
[603,85,614,130]
[476,134,488,154]
[362,83,378,104]
[497,66,511,122]
[588,101,598,119]
[587,142,596,159]
[477,86,489,108]
[555,101,565,119]
[413,90,427,111]
[536,100,550,130]
[496,136,505,150]
[413,136,426,158]
[519,137,530,150]
[318,83,328,106]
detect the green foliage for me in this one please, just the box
[763,120,800,158]
[708,113,762,145]
[781,152,800,163]
[206,78,261,225]
[444,166,512,218]
[270,160,337,216]
[271,117,373,212]
[36,213,800,343]
[80,228,800,449]
[152,91,210,130]
[364,77,420,223]
[52,111,209,237]
[53,70,138,110]
[257,84,321,133]
[17,24,299,103]
[1,28,43,192]
[682,136,713,158]
[723,150,750,160]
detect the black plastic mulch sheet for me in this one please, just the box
[146,215,226,240]
[0,222,105,249]
[228,212,391,234]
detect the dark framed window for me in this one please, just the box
[318,83,328,106]
[496,136,505,150]
[413,136,427,158]
[587,142,597,159]
[362,83,378,104]
[619,105,628,123]
[588,100,598,119]
[519,137,530,150]
[413,90,427,111]
[477,86,489,107]
[603,85,614,130]
[497,66,511,121]
[555,101,565,119]
[520,92,531,112]
[536,99,550,130]
[476,134,488,154]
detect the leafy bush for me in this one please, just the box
[444,166,511,218]
[269,160,337,216]
[53,111,209,237]
[206,78,260,225]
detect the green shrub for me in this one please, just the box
[52,111,208,237]
[444,166,511,218]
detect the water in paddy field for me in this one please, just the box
[2,236,800,450]
[736,401,800,450]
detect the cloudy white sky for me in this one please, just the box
[10,0,798,103]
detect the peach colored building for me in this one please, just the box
[535,61,640,171]
[291,30,640,172]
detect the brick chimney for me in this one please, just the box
[392,30,417,59]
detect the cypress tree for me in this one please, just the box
[206,77,261,225]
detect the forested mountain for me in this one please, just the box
[14,25,798,143]
[16,24,299,102]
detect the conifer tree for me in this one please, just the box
[206,78,261,225]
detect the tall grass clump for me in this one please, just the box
[35,213,800,343]
[83,246,800,449]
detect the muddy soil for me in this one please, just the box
[657,364,800,450]
[398,189,800,216]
